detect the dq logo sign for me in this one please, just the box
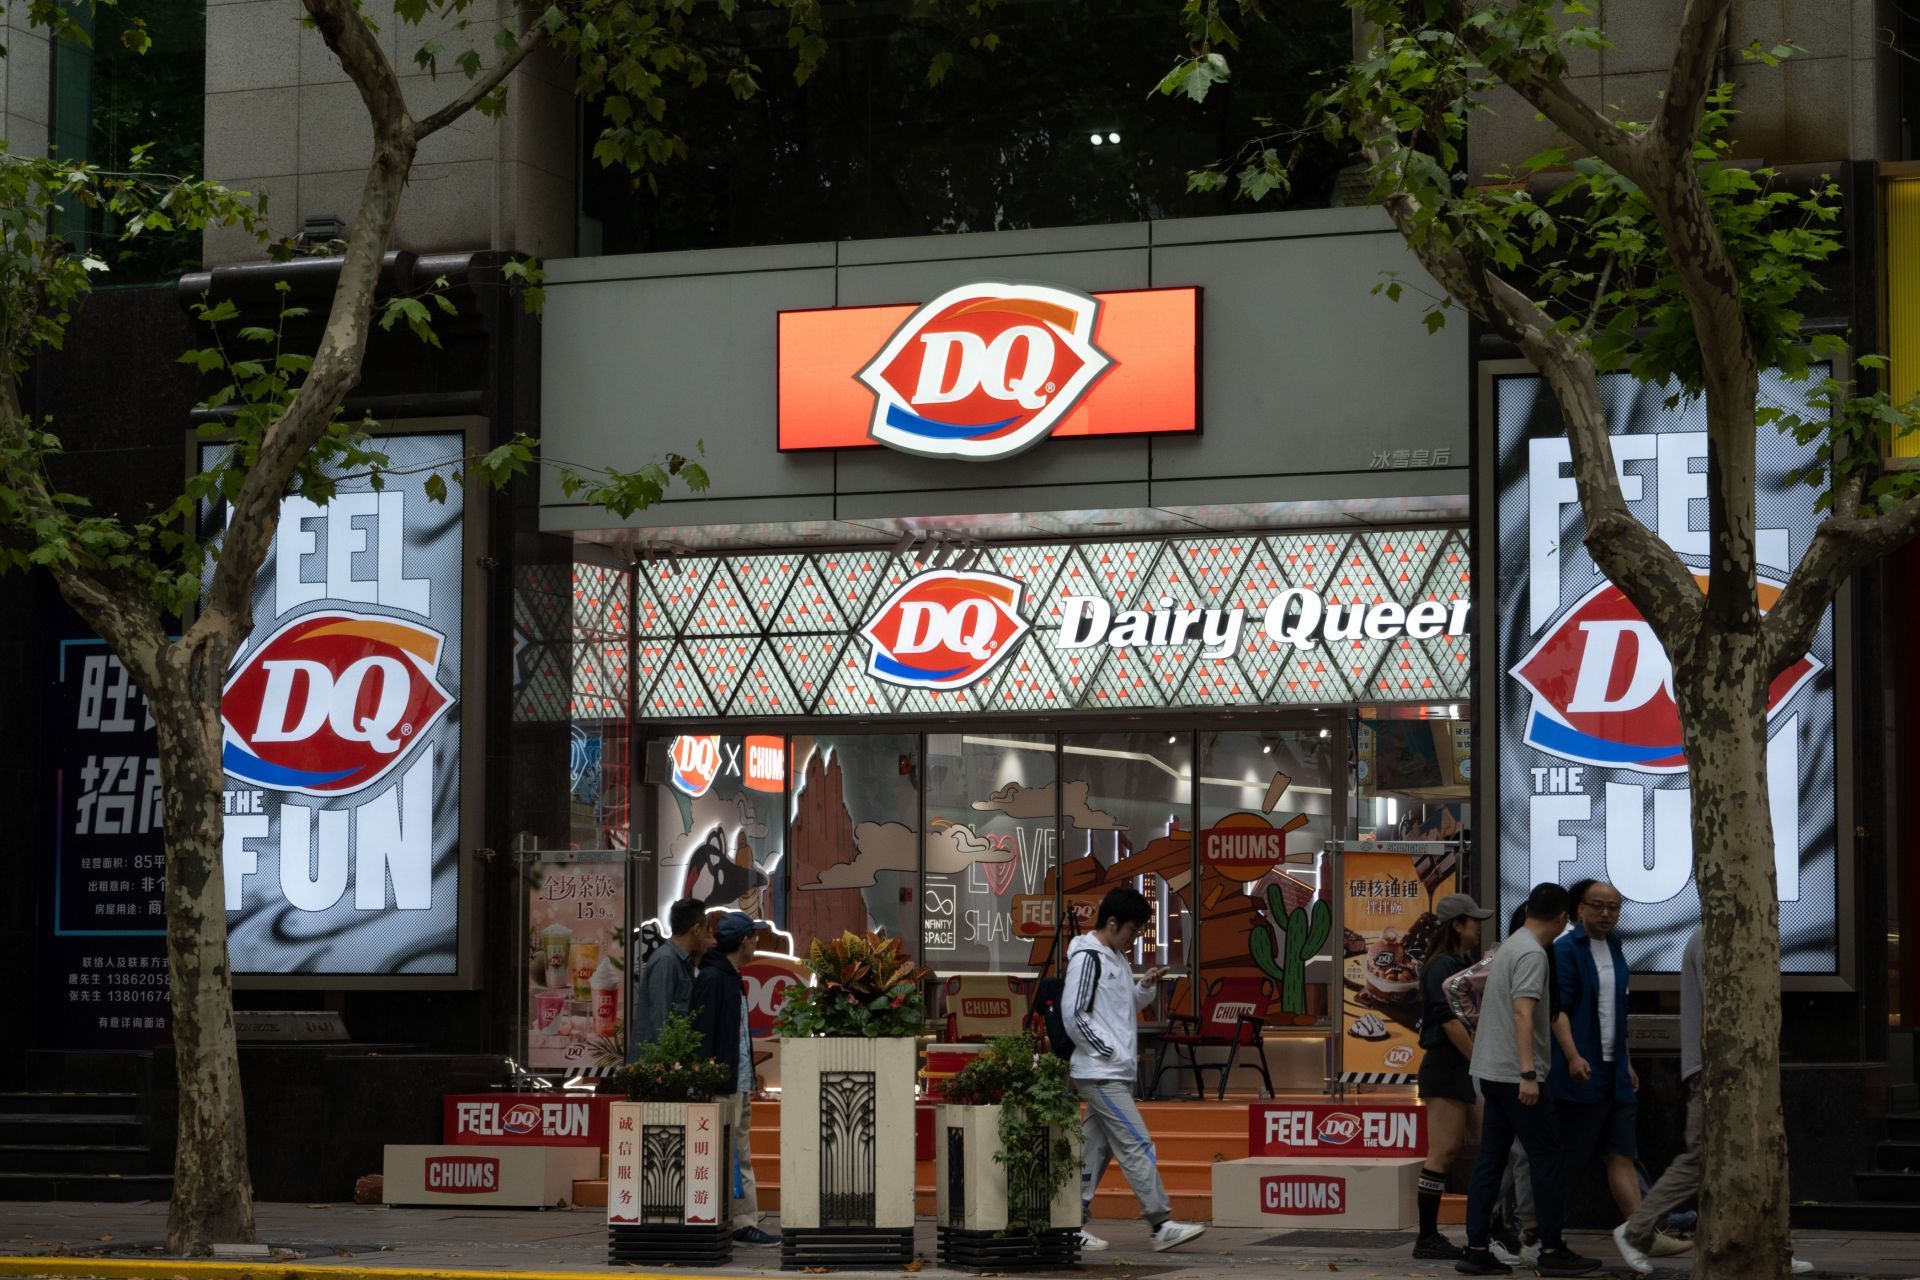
[668,734,722,797]
[857,282,1114,460]
[861,571,1030,690]
[1315,1113,1361,1145]
[1512,577,1819,773]
[221,610,451,798]
[501,1104,541,1136]
[742,953,809,1037]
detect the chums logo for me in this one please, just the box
[857,283,1114,460]
[860,571,1030,690]
[424,1155,499,1193]
[961,998,1013,1018]
[1512,576,1821,774]
[1260,1175,1345,1215]
[221,610,452,797]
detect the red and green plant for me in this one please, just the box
[773,931,930,1038]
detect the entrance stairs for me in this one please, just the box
[0,1052,170,1202]
[1792,1109,1920,1232]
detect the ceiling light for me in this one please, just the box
[1319,728,1331,739]
[1089,133,1103,146]
[1262,744,1272,754]
[1108,131,1121,144]
[1167,734,1178,744]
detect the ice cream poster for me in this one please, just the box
[527,857,628,1071]
[1339,849,1456,1082]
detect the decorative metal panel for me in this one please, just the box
[629,530,1470,717]
[819,1071,879,1227]
[640,1123,687,1224]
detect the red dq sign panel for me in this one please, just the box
[860,570,1029,690]
[779,285,1199,458]
[424,1154,499,1193]
[1250,1101,1427,1157]
[444,1095,612,1147]
[1260,1174,1346,1216]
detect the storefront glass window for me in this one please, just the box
[1055,733,1192,1020]
[1197,729,1338,1029]
[923,732,1056,975]
[1354,714,1473,845]
[571,564,633,851]
[649,732,789,948]
[788,734,919,956]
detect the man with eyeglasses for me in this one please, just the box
[1549,880,1681,1271]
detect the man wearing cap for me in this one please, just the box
[692,911,779,1247]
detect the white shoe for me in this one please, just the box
[1075,1229,1109,1252]
[1150,1220,1207,1251]
[1489,1242,1524,1265]
[1612,1225,1653,1277]
[1790,1260,1813,1276]
[1519,1241,1541,1267]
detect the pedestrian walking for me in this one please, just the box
[1611,929,1813,1276]
[1457,883,1599,1277]
[631,897,708,1053]
[690,910,780,1247]
[1550,879,1681,1269]
[1064,887,1207,1254]
[1412,892,1494,1260]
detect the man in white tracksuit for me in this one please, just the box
[1064,886,1206,1253]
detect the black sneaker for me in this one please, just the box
[1415,1234,1467,1260]
[1456,1246,1513,1276]
[733,1226,781,1246]
[1534,1245,1601,1276]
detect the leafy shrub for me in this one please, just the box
[772,931,931,1039]
[944,1034,1083,1234]
[610,1010,733,1102]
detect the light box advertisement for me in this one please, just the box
[204,432,465,976]
[1488,371,1838,974]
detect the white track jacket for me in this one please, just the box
[1063,931,1157,1082]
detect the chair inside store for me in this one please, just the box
[1155,975,1278,1100]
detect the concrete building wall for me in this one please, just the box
[1469,0,1899,174]
[202,0,576,265]
[1,9,52,159]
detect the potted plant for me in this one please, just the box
[605,1012,736,1264]
[935,1033,1085,1270]
[771,931,931,1269]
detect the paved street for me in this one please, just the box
[1,1203,1918,1279]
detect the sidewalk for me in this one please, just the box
[3,1204,1920,1280]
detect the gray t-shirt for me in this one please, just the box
[1471,927,1552,1085]
[1679,929,1703,1082]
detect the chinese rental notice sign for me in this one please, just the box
[39,604,170,1048]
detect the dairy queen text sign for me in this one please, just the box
[205,433,467,977]
[1249,1101,1427,1157]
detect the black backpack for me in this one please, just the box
[1036,954,1098,1060]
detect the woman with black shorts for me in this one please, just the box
[1412,892,1494,1260]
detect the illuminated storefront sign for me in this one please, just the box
[207,433,466,976]
[779,285,1200,455]
[633,529,1470,717]
[1489,371,1838,974]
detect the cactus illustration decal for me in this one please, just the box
[1252,886,1332,1016]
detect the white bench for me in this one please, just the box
[1211,1156,1420,1230]
[382,1143,600,1208]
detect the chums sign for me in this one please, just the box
[1260,1175,1346,1215]
[860,570,1029,690]
[203,433,467,978]
[1489,370,1839,974]
[779,285,1199,458]
[425,1155,499,1193]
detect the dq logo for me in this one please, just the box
[668,734,722,798]
[221,610,451,797]
[1512,577,1820,773]
[501,1104,542,1136]
[857,282,1114,460]
[860,571,1030,690]
[1315,1113,1361,1145]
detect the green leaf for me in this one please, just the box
[423,473,448,504]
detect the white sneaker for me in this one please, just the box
[1075,1229,1109,1252]
[1519,1241,1541,1267]
[1489,1242,1524,1265]
[1612,1225,1653,1277]
[1150,1220,1207,1252]
[1790,1260,1813,1276]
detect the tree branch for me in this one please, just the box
[1448,4,1642,177]
[1658,0,1732,158]
[416,18,549,139]
[199,0,420,639]
[1765,498,1920,674]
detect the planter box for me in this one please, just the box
[605,1101,733,1264]
[935,1103,1082,1270]
[778,1036,919,1269]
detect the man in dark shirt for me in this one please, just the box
[630,897,707,1053]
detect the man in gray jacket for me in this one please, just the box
[1064,887,1206,1254]
[630,897,708,1053]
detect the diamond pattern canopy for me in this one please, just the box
[628,528,1469,717]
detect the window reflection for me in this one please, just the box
[924,733,1056,974]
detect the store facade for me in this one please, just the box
[522,206,1477,1086]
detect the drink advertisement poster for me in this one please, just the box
[1489,370,1838,973]
[38,598,172,1049]
[527,855,627,1071]
[1339,848,1457,1082]
[201,432,466,976]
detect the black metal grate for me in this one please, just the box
[817,1070,878,1227]
[946,1125,966,1225]
[639,1124,686,1224]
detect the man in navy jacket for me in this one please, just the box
[1549,880,1660,1260]
[692,911,779,1246]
